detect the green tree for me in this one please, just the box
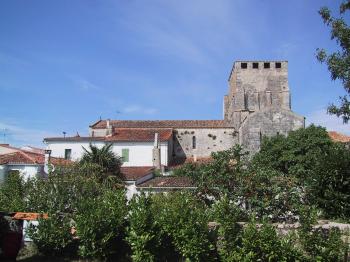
[231,221,304,261]
[211,196,247,260]
[317,0,350,123]
[126,194,159,262]
[0,170,25,212]
[175,145,248,201]
[308,143,350,219]
[251,125,333,181]
[152,192,214,261]
[80,143,122,178]
[74,189,128,259]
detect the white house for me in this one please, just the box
[44,128,173,167]
[0,144,68,181]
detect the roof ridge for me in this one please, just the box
[18,151,37,164]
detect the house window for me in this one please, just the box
[241,62,247,69]
[64,149,71,160]
[264,62,270,69]
[275,62,281,68]
[253,62,259,69]
[192,136,196,149]
[122,148,129,162]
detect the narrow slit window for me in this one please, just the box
[241,62,247,69]
[244,93,249,110]
[253,62,259,69]
[192,136,196,149]
[264,62,270,69]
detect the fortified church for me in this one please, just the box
[44,60,304,172]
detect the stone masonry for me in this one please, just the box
[88,60,305,162]
[224,61,304,153]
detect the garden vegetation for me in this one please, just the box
[0,125,349,261]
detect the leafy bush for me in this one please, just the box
[211,196,247,260]
[152,192,215,261]
[126,194,159,262]
[25,167,125,258]
[26,213,75,256]
[299,206,348,261]
[0,170,25,212]
[308,143,350,219]
[234,167,304,222]
[74,189,127,259]
[25,172,103,214]
[231,221,304,261]
[252,125,333,180]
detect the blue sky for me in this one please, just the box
[0,0,349,146]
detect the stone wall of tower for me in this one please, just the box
[224,60,304,154]
[224,61,291,129]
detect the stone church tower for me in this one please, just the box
[224,61,305,152]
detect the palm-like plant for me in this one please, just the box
[80,144,122,177]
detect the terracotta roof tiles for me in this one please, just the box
[107,128,172,142]
[137,176,194,188]
[328,131,350,143]
[121,166,154,181]
[90,120,231,129]
[45,128,173,142]
[0,150,70,165]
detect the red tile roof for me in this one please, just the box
[170,156,213,167]
[121,166,154,181]
[137,176,194,188]
[328,131,350,143]
[90,120,231,129]
[45,128,173,142]
[44,137,105,142]
[20,146,45,154]
[107,128,172,142]
[0,150,70,165]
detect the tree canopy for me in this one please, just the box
[316,0,350,123]
[80,143,122,178]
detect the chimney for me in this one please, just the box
[44,149,52,174]
[106,119,113,136]
[152,133,161,170]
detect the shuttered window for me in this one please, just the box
[122,148,129,162]
[64,149,71,160]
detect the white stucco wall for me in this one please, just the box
[0,165,8,183]
[7,165,42,180]
[47,141,105,160]
[0,164,42,181]
[46,141,169,167]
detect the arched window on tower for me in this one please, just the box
[192,136,196,149]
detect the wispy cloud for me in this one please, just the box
[0,122,55,147]
[306,109,350,135]
[116,0,252,66]
[73,78,100,91]
[0,52,30,67]
[123,105,158,115]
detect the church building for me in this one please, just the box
[44,60,304,165]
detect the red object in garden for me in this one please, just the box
[1,221,23,260]
[13,212,48,221]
